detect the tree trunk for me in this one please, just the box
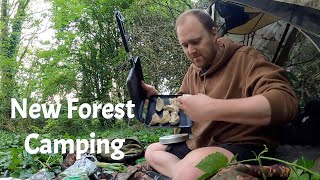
[0,0,30,126]
[275,28,298,67]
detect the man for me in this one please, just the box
[141,9,298,180]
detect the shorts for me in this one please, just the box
[165,142,191,159]
[165,142,274,165]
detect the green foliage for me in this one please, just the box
[43,117,88,136]
[196,152,229,180]
[97,121,171,146]
[2,0,207,133]
[196,146,320,180]
[288,157,319,180]
[297,157,315,170]
[284,32,320,105]
[1,0,319,178]
[124,0,193,93]
[0,0,32,126]
[0,123,170,178]
[0,131,62,178]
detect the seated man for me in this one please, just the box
[141,9,298,180]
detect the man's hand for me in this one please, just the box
[177,93,215,122]
[177,93,271,125]
[141,81,158,98]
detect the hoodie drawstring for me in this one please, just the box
[204,76,207,95]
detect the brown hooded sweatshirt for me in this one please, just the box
[178,37,298,150]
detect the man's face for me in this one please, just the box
[177,15,218,68]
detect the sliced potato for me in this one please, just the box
[169,112,180,125]
[156,97,164,112]
[163,104,180,113]
[169,98,180,106]
[150,113,161,125]
[160,110,171,124]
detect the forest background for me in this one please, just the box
[0,0,319,178]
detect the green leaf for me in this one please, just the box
[288,167,301,180]
[311,174,320,180]
[300,173,310,180]
[298,157,315,169]
[196,152,228,174]
[10,171,20,178]
[297,169,304,175]
[197,172,213,180]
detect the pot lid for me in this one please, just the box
[159,133,189,145]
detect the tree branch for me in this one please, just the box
[285,52,319,68]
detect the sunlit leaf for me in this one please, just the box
[196,152,228,176]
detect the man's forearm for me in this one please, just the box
[211,95,271,126]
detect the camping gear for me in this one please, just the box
[208,0,320,61]
[116,11,145,122]
[146,95,192,127]
[208,0,320,145]
[206,0,320,170]
[159,134,189,145]
[115,11,192,128]
[58,155,97,180]
[27,169,52,180]
[95,162,127,173]
[96,137,144,164]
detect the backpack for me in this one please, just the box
[96,137,144,165]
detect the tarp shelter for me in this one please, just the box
[208,0,320,56]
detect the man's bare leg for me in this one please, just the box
[145,142,180,177]
[145,143,234,179]
[172,147,234,180]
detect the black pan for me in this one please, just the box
[145,95,192,127]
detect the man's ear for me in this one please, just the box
[211,27,219,40]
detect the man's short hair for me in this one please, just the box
[176,9,216,33]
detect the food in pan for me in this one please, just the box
[169,112,180,125]
[150,113,161,125]
[163,104,180,113]
[150,97,181,126]
[169,98,181,106]
[156,97,164,112]
[160,110,171,124]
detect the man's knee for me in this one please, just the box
[172,167,203,180]
[145,143,166,163]
[181,147,234,165]
[172,147,234,180]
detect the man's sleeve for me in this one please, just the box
[245,56,298,125]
